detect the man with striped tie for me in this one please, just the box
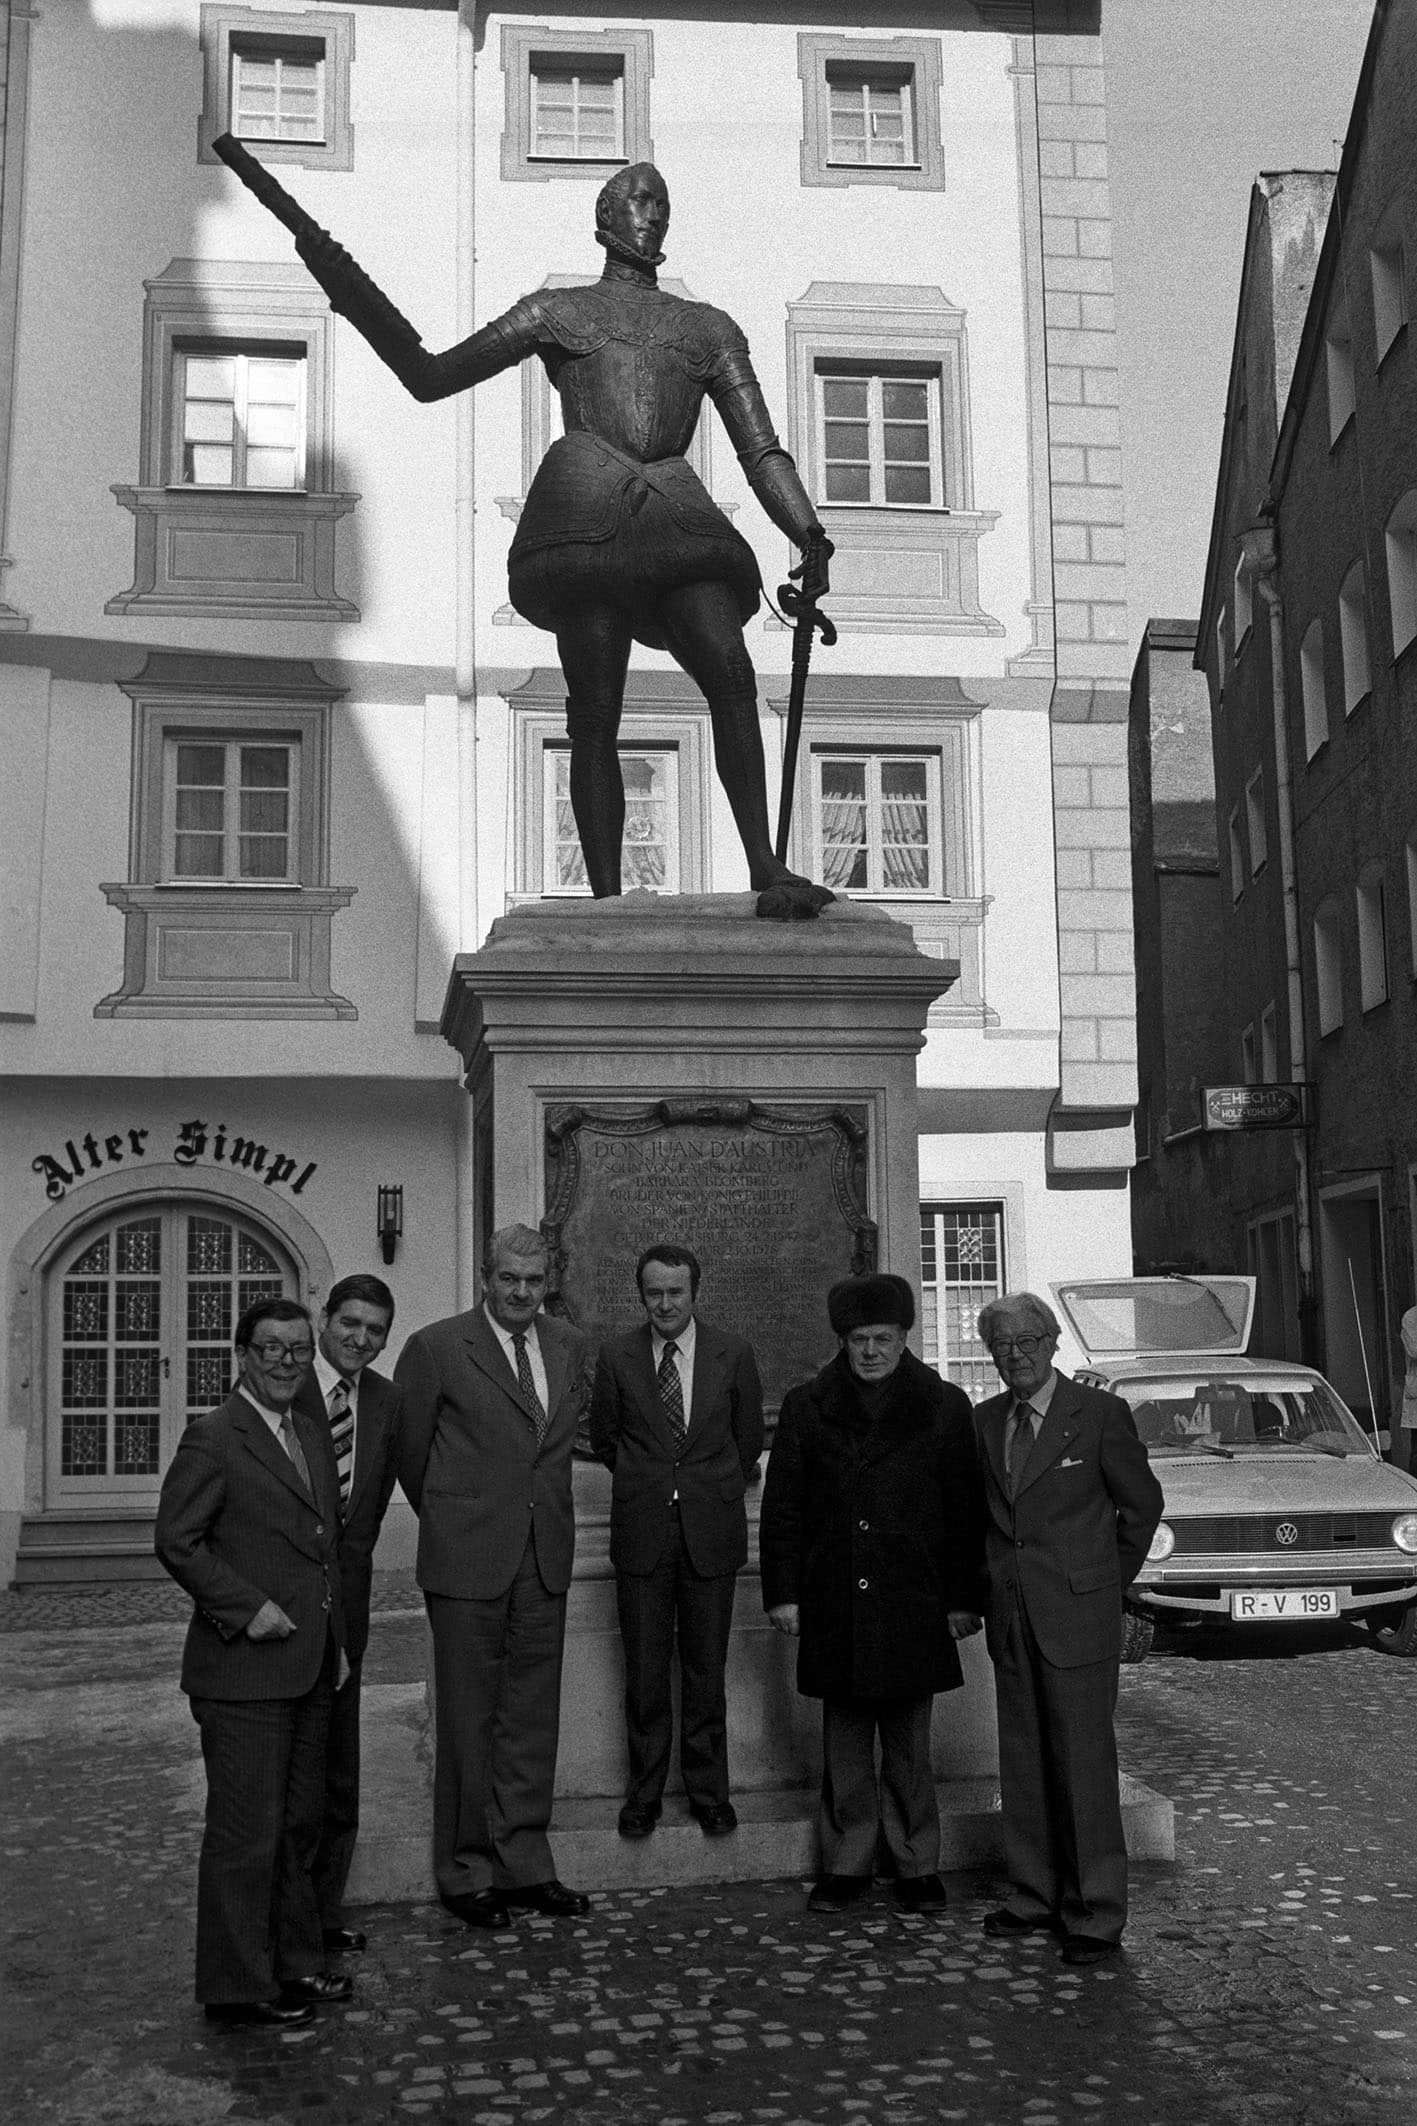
[590,1245,764,1840]
[296,1275,404,1956]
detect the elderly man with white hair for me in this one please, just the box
[972,1289,1162,1967]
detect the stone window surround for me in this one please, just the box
[96,653,356,1022]
[500,22,654,184]
[504,668,711,903]
[197,4,356,172]
[783,281,1001,638]
[797,32,945,193]
[107,259,357,623]
[767,676,994,1028]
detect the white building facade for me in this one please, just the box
[0,0,1135,1581]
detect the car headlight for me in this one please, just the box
[1147,1522,1175,1562]
[1392,1514,1417,1555]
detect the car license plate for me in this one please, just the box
[1230,1589,1340,1621]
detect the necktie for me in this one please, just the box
[280,1411,312,1495]
[328,1379,354,1510]
[1008,1405,1034,1494]
[512,1331,548,1446]
[658,1340,687,1449]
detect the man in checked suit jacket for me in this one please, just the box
[973,1290,1162,1967]
[155,1298,350,2027]
[589,1243,764,1838]
[293,1272,404,1954]
[394,1223,592,1929]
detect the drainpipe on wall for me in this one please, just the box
[1241,517,1319,1364]
[453,0,480,1307]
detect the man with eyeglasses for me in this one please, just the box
[973,1292,1161,1968]
[156,1297,350,2027]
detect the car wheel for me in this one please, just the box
[1364,1601,1417,1657]
[1120,1604,1155,1665]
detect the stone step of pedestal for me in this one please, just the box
[344,1684,1173,1905]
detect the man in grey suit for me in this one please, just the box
[293,1273,404,1954]
[395,1224,591,1929]
[973,1291,1163,1966]
[156,1298,351,2026]
[590,1244,764,1839]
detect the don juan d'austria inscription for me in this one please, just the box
[543,1100,876,1418]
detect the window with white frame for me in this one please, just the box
[798,34,944,192]
[1356,865,1388,1012]
[919,1201,1003,1400]
[1326,312,1355,440]
[165,735,298,883]
[1338,560,1371,712]
[1260,1000,1278,1081]
[1233,554,1253,646]
[812,747,942,895]
[500,24,653,182]
[1314,896,1343,1035]
[174,347,306,490]
[1246,768,1268,876]
[1300,616,1328,758]
[543,745,679,895]
[1228,807,1245,902]
[1241,1021,1257,1085]
[1385,489,1417,658]
[1371,238,1407,361]
[816,366,945,508]
[1214,607,1227,700]
[108,260,353,622]
[530,59,624,162]
[96,655,355,1021]
[198,7,354,172]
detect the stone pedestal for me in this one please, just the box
[347,895,1174,1899]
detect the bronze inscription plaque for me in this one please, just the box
[544,1099,876,1415]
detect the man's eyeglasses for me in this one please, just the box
[249,1342,314,1366]
[990,1334,1049,1357]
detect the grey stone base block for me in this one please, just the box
[345,1682,1173,1905]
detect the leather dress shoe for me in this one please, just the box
[503,1879,591,1918]
[204,1999,315,2028]
[280,1971,353,2004]
[617,1803,660,1840]
[444,1888,512,1931]
[894,1872,949,1912]
[690,1801,738,1836]
[807,1873,870,1913]
[323,1926,367,1954]
[982,1906,1056,1939]
[1060,1933,1121,1966]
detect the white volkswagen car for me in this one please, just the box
[1050,1277,1417,1663]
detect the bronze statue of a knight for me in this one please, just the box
[295,164,834,915]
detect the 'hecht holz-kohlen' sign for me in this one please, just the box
[1202,1085,1311,1132]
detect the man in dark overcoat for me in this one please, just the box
[155,1297,350,2026]
[973,1290,1163,1966]
[590,1243,764,1839]
[760,1274,985,1913]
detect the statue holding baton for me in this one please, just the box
[214,138,835,919]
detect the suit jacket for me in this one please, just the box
[974,1371,1163,1670]
[394,1306,589,1600]
[155,1389,345,1700]
[589,1318,765,1577]
[293,1364,404,1664]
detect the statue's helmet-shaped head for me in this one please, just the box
[595,163,670,264]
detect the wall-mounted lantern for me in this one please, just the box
[376,1184,403,1266]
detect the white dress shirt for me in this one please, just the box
[484,1304,549,1411]
[313,1348,361,1493]
[1009,1365,1059,1458]
[651,1316,697,1423]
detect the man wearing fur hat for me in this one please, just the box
[760,1274,985,1914]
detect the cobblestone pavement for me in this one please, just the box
[2,1586,1414,2126]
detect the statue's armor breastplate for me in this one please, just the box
[521,282,750,463]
